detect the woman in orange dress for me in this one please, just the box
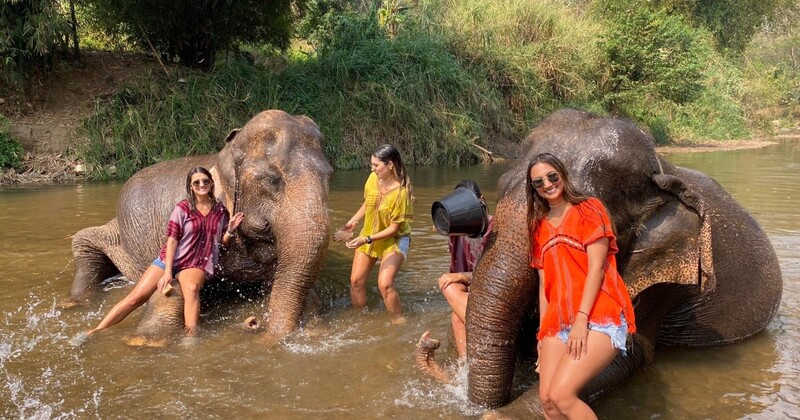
[527,153,636,419]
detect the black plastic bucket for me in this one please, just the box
[431,186,487,237]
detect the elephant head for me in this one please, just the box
[458,109,782,414]
[210,110,333,338]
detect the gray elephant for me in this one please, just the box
[68,110,333,345]
[416,109,782,417]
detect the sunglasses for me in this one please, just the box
[531,171,560,189]
[191,178,212,187]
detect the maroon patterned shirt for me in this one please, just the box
[159,199,229,278]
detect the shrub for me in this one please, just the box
[0,115,24,169]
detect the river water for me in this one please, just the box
[1,139,798,418]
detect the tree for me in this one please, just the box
[0,0,74,90]
[84,0,294,68]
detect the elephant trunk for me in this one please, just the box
[263,194,329,337]
[414,331,454,384]
[466,184,537,408]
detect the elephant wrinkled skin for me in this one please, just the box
[69,110,333,344]
[419,109,782,417]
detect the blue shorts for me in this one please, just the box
[396,235,410,260]
[151,257,183,276]
[556,313,629,355]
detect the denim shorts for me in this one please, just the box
[557,313,629,355]
[396,235,410,260]
[151,257,182,276]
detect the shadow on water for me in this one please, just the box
[1,141,799,418]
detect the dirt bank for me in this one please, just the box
[1,51,160,185]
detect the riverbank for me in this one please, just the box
[1,50,795,186]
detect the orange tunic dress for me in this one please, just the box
[530,197,636,341]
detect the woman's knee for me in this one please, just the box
[350,275,367,289]
[377,277,396,296]
[548,387,579,413]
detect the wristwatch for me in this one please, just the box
[365,236,373,244]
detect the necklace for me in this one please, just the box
[549,200,566,208]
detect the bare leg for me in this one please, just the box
[441,280,469,358]
[349,251,377,309]
[377,252,404,315]
[540,331,619,419]
[176,268,206,336]
[86,264,163,336]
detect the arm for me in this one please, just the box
[346,220,401,248]
[157,236,178,292]
[221,212,244,246]
[345,202,367,230]
[567,236,610,359]
[438,271,473,291]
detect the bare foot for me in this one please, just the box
[391,314,407,325]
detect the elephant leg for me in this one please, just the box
[67,219,126,305]
[125,279,185,347]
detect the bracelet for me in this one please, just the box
[226,230,236,237]
[577,310,589,318]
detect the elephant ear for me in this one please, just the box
[651,173,716,293]
[224,128,242,144]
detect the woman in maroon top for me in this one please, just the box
[437,179,494,359]
[73,167,243,344]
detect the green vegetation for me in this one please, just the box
[83,0,294,67]
[0,0,76,90]
[0,115,24,169]
[5,0,799,179]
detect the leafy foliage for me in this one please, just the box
[0,115,24,169]
[83,0,294,67]
[0,0,73,90]
[601,7,709,106]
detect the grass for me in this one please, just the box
[78,0,792,179]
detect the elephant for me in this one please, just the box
[68,109,333,345]
[415,109,782,417]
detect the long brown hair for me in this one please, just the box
[373,143,414,200]
[185,166,216,213]
[525,153,587,228]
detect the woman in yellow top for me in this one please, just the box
[344,144,413,321]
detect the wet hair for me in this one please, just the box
[185,166,216,212]
[373,143,414,199]
[525,153,587,228]
[455,179,482,199]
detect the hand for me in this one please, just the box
[345,236,367,249]
[157,273,172,293]
[567,313,590,360]
[228,212,244,232]
[438,273,468,291]
[344,218,358,231]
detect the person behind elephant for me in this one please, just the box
[527,153,636,419]
[437,179,494,359]
[343,144,413,323]
[72,167,244,345]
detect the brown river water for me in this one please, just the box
[1,139,798,418]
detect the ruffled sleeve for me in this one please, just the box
[165,200,189,240]
[578,198,619,255]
